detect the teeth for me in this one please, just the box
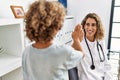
[88,31,92,33]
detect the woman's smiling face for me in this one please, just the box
[84,18,97,41]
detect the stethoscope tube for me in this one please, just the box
[85,37,95,70]
[84,37,105,70]
[97,41,105,62]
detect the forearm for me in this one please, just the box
[72,40,85,57]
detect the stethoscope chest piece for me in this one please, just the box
[90,65,95,70]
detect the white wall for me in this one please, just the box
[0,0,59,18]
[67,0,112,48]
[0,0,35,18]
[0,0,112,48]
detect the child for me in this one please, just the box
[22,0,84,80]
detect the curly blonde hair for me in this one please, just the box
[81,13,105,41]
[24,1,66,43]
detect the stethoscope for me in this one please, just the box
[84,37,105,70]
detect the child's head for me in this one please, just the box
[24,1,66,43]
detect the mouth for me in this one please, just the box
[87,30,93,34]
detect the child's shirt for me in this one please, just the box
[22,43,83,80]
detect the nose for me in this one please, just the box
[87,25,93,30]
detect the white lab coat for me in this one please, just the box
[77,38,113,80]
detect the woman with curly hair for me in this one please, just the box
[22,0,84,80]
[77,13,113,80]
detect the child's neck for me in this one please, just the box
[32,40,53,49]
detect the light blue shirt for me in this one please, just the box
[22,43,83,80]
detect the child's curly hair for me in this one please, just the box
[24,1,66,43]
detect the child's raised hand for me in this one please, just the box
[72,24,84,42]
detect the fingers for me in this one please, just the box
[74,24,82,31]
[75,24,83,34]
[72,24,84,42]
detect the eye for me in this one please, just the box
[91,23,96,26]
[85,23,90,26]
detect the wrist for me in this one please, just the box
[73,39,80,43]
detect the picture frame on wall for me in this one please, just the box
[10,5,25,18]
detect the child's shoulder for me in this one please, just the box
[56,44,74,52]
[23,44,32,52]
